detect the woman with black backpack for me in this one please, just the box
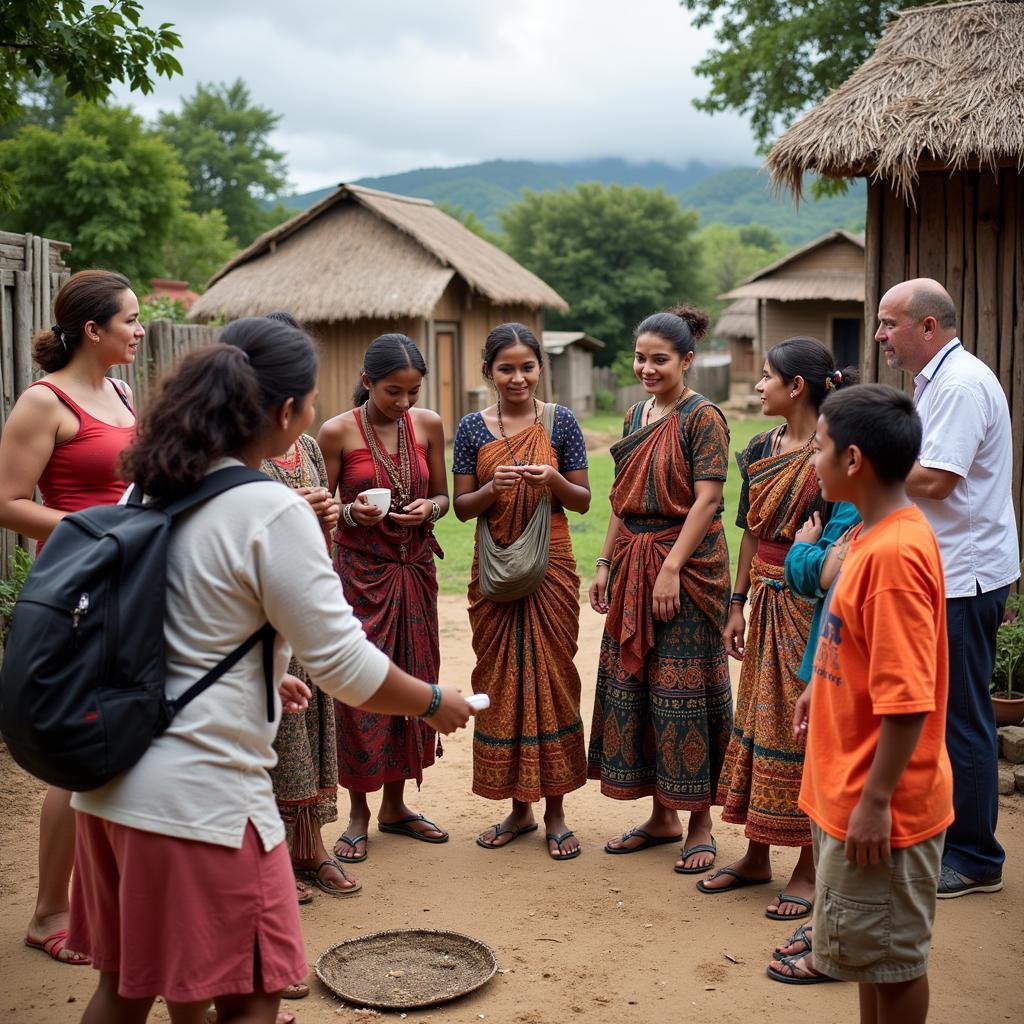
[65,317,474,1024]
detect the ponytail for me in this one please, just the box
[121,317,318,501]
[34,269,133,372]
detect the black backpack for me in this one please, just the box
[0,466,278,792]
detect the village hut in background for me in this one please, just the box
[713,298,758,381]
[767,0,1024,560]
[542,330,605,417]
[189,184,568,433]
[720,230,865,372]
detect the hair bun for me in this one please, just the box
[667,304,710,344]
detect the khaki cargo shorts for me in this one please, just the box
[811,822,943,984]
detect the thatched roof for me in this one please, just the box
[768,0,1024,198]
[721,230,865,303]
[189,184,567,323]
[714,298,758,340]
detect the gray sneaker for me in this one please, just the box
[936,864,1003,899]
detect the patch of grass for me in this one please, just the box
[434,414,778,594]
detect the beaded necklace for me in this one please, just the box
[496,396,540,466]
[361,402,413,509]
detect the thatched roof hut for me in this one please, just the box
[767,0,1024,198]
[766,0,1024,557]
[190,184,567,432]
[713,298,757,343]
[542,331,606,417]
[720,230,866,376]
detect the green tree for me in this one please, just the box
[436,200,503,247]
[682,0,937,150]
[0,1,181,206]
[696,222,786,313]
[501,183,703,363]
[0,73,78,140]
[159,207,236,290]
[0,103,231,289]
[158,79,289,245]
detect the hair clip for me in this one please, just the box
[51,324,68,351]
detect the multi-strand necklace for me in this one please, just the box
[361,402,413,509]
[643,388,690,426]
[496,396,540,466]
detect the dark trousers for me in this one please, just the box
[943,584,1010,881]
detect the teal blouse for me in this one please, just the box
[785,501,862,683]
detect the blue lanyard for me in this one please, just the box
[917,341,961,404]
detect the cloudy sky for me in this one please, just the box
[113,0,758,195]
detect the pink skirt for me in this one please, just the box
[69,814,307,1002]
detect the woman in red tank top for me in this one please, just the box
[317,334,450,874]
[0,270,142,966]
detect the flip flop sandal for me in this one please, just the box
[333,832,369,862]
[476,822,539,849]
[673,838,717,874]
[766,953,838,986]
[604,827,683,855]
[765,892,813,921]
[296,859,362,898]
[24,929,91,965]
[295,881,314,905]
[773,923,813,959]
[282,981,310,999]
[378,814,449,844]
[696,866,773,894]
[547,831,581,861]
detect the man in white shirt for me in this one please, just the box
[876,278,1020,898]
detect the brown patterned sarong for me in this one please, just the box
[715,430,823,846]
[588,394,733,809]
[468,419,587,802]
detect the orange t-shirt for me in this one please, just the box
[799,505,954,847]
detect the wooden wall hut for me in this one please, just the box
[721,230,866,371]
[766,0,1024,560]
[189,184,567,434]
[542,331,605,417]
[714,298,758,381]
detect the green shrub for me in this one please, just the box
[595,388,615,413]
[0,545,32,650]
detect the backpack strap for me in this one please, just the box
[167,621,277,723]
[163,466,275,518]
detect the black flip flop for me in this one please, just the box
[696,866,773,893]
[378,814,449,844]
[766,953,838,986]
[333,832,368,863]
[547,831,581,861]
[765,892,813,921]
[476,822,539,849]
[604,827,683,855]
[773,923,812,959]
[673,838,717,874]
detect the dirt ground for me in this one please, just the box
[1,595,1021,1024]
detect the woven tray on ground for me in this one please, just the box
[315,928,498,1010]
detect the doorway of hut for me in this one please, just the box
[431,322,462,436]
[831,317,861,371]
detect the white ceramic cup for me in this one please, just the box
[359,488,392,515]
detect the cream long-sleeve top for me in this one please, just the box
[72,458,390,851]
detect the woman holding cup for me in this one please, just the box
[318,334,450,864]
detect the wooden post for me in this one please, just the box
[13,270,33,397]
[917,174,946,282]
[962,173,978,353]
[975,171,1000,373]
[879,182,908,390]
[863,181,883,383]
[998,168,1016,392]
[945,175,965,327]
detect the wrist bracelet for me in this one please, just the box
[420,683,442,718]
[429,500,441,523]
[730,592,748,605]
[595,557,612,569]
[342,502,357,528]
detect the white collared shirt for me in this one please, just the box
[913,337,1020,598]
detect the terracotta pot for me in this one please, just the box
[992,692,1024,726]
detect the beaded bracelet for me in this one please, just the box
[595,557,612,569]
[342,502,357,528]
[429,500,442,523]
[420,683,442,719]
[730,592,748,605]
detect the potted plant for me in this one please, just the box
[991,594,1024,726]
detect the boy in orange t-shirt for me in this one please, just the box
[773,384,953,1023]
